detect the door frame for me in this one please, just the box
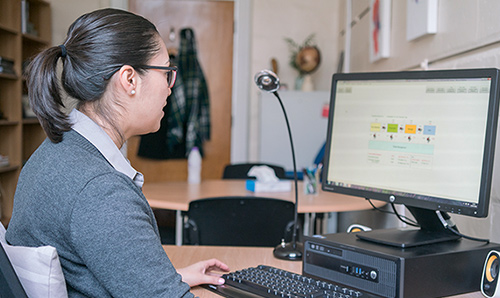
[230,0,251,163]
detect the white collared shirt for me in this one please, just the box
[69,109,144,188]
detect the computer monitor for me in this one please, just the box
[322,68,500,248]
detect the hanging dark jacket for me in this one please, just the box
[176,28,210,156]
[137,28,210,159]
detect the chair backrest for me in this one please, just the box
[222,163,286,180]
[0,243,28,298]
[184,197,296,246]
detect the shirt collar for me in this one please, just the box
[69,109,144,188]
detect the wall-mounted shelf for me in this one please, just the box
[0,0,50,226]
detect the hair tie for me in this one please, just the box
[59,45,67,58]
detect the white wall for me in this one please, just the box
[259,91,330,172]
[47,0,127,45]
[341,0,500,241]
[248,0,341,161]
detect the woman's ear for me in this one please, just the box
[117,65,137,96]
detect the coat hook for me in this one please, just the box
[169,27,176,42]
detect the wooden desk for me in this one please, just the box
[144,180,385,245]
[163,245,484,298]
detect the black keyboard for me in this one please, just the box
[203,265,366,298]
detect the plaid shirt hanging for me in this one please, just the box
[176,28,210,157]
[137,28,210,159]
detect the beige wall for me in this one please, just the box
[342,0,500,72]
[47,0,127,45]
[250,0,340,92]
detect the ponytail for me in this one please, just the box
[26,45,71,143]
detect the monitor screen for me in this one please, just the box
[322,68,500,247]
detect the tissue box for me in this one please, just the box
[245,180,292,192]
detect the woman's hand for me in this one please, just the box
[177,258,230,287]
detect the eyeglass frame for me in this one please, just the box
[102,65,178,88]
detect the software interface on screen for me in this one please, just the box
[326,77,492,208]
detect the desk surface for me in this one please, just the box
[144,180,385,213]
[163,245,483,298]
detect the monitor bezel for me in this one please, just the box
[322,68,500,218]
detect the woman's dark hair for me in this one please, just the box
[27,8,161,143]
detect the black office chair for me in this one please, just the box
[184,197,298,246]
[153,208,177,245]
[0,243,28,298]
[222,163,286,180]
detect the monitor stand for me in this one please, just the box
[355,206,460,248]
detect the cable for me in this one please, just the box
[366,198,418,226]
[435,210,490,244]
[367,199,491,244]
[446,225,490,243]
[390,203,419,227]
[366,198,393,214]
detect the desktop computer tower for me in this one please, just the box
[302,231,500,298]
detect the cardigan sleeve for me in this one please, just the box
[69,172,193,298]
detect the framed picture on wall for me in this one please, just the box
[406,0,438,41]
[369,0,392,63]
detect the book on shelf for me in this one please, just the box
[21,0,38,36]
[0,65,15,76]
[21,0,28,34]
[0,155,9,168]
[0,56,14,68]
[0,56,15,75]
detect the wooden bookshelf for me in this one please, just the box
[0,0,50,226]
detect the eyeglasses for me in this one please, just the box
[137,65,178,88]
[102,65,178,88]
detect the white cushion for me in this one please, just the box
[0,224,68,298]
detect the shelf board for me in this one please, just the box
[23,118,40,125]
[0,72,18,80]
[23,33,50,45]
[0,120,20,126]
[0,23,18,35]
[0,164,20,174]
[29,0,51,5]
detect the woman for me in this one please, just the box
[6,8,228,297]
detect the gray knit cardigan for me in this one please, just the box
[6,130,193,297]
